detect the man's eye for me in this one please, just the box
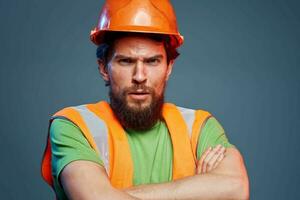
[118,58,133,65]
[145,58,160,65]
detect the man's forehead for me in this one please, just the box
[112,36,166,57]
[113,53,164,59]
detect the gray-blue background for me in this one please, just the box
[1,0,299,199]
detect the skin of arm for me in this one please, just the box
[59,142,228,200]
[60,146,248,200]
[60,160,140,200]
[125,147,249,200]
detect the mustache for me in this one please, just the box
[125,84,154,94]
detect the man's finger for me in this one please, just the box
[207,146,226,171]
[201,144,223,173]
[212,152,225,169]
[197,147,212,174]
[207,146,226,172]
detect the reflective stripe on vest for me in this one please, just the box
[41,101,211,189]
[73,105,110,173]
[177,106,196,139]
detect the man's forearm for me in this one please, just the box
[124,147,249,200]
[125,173,248,200]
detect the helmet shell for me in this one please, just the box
[90,0,184,48]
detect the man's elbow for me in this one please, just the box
[231,175,249,200]
[224,147,249,200]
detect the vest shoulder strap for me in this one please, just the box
[41,104,111,187]
[163,103,196,179]
[69,105,110,172]
[176,106,212,160]
[191,110,212,159]
[86,101,133,189]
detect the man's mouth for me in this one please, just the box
[128,90,150,100]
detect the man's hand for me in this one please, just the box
[196,144,226,174]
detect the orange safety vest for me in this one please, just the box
[41,101,211,190]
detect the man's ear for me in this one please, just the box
[97,60,110,82]
[165,60,174,81]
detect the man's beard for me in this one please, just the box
[109,84,165,131]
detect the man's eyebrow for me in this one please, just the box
[113,54,164,60]
[145,55,163,60]
[113,54,132,60]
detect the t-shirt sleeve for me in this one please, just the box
[196,117,236,160]
[49,118,104,198]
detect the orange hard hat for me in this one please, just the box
[90,0,184,48]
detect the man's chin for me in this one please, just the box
[127,100,151,111]
[127,96,152,109]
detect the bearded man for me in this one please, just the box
[41,1,249,199]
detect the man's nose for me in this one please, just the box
[132,60,147,84]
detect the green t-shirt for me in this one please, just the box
[50,115,235,200]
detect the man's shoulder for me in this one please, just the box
[51,100,106,116]
[167,103,211,115]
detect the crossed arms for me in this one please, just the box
[60,145,249,200]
